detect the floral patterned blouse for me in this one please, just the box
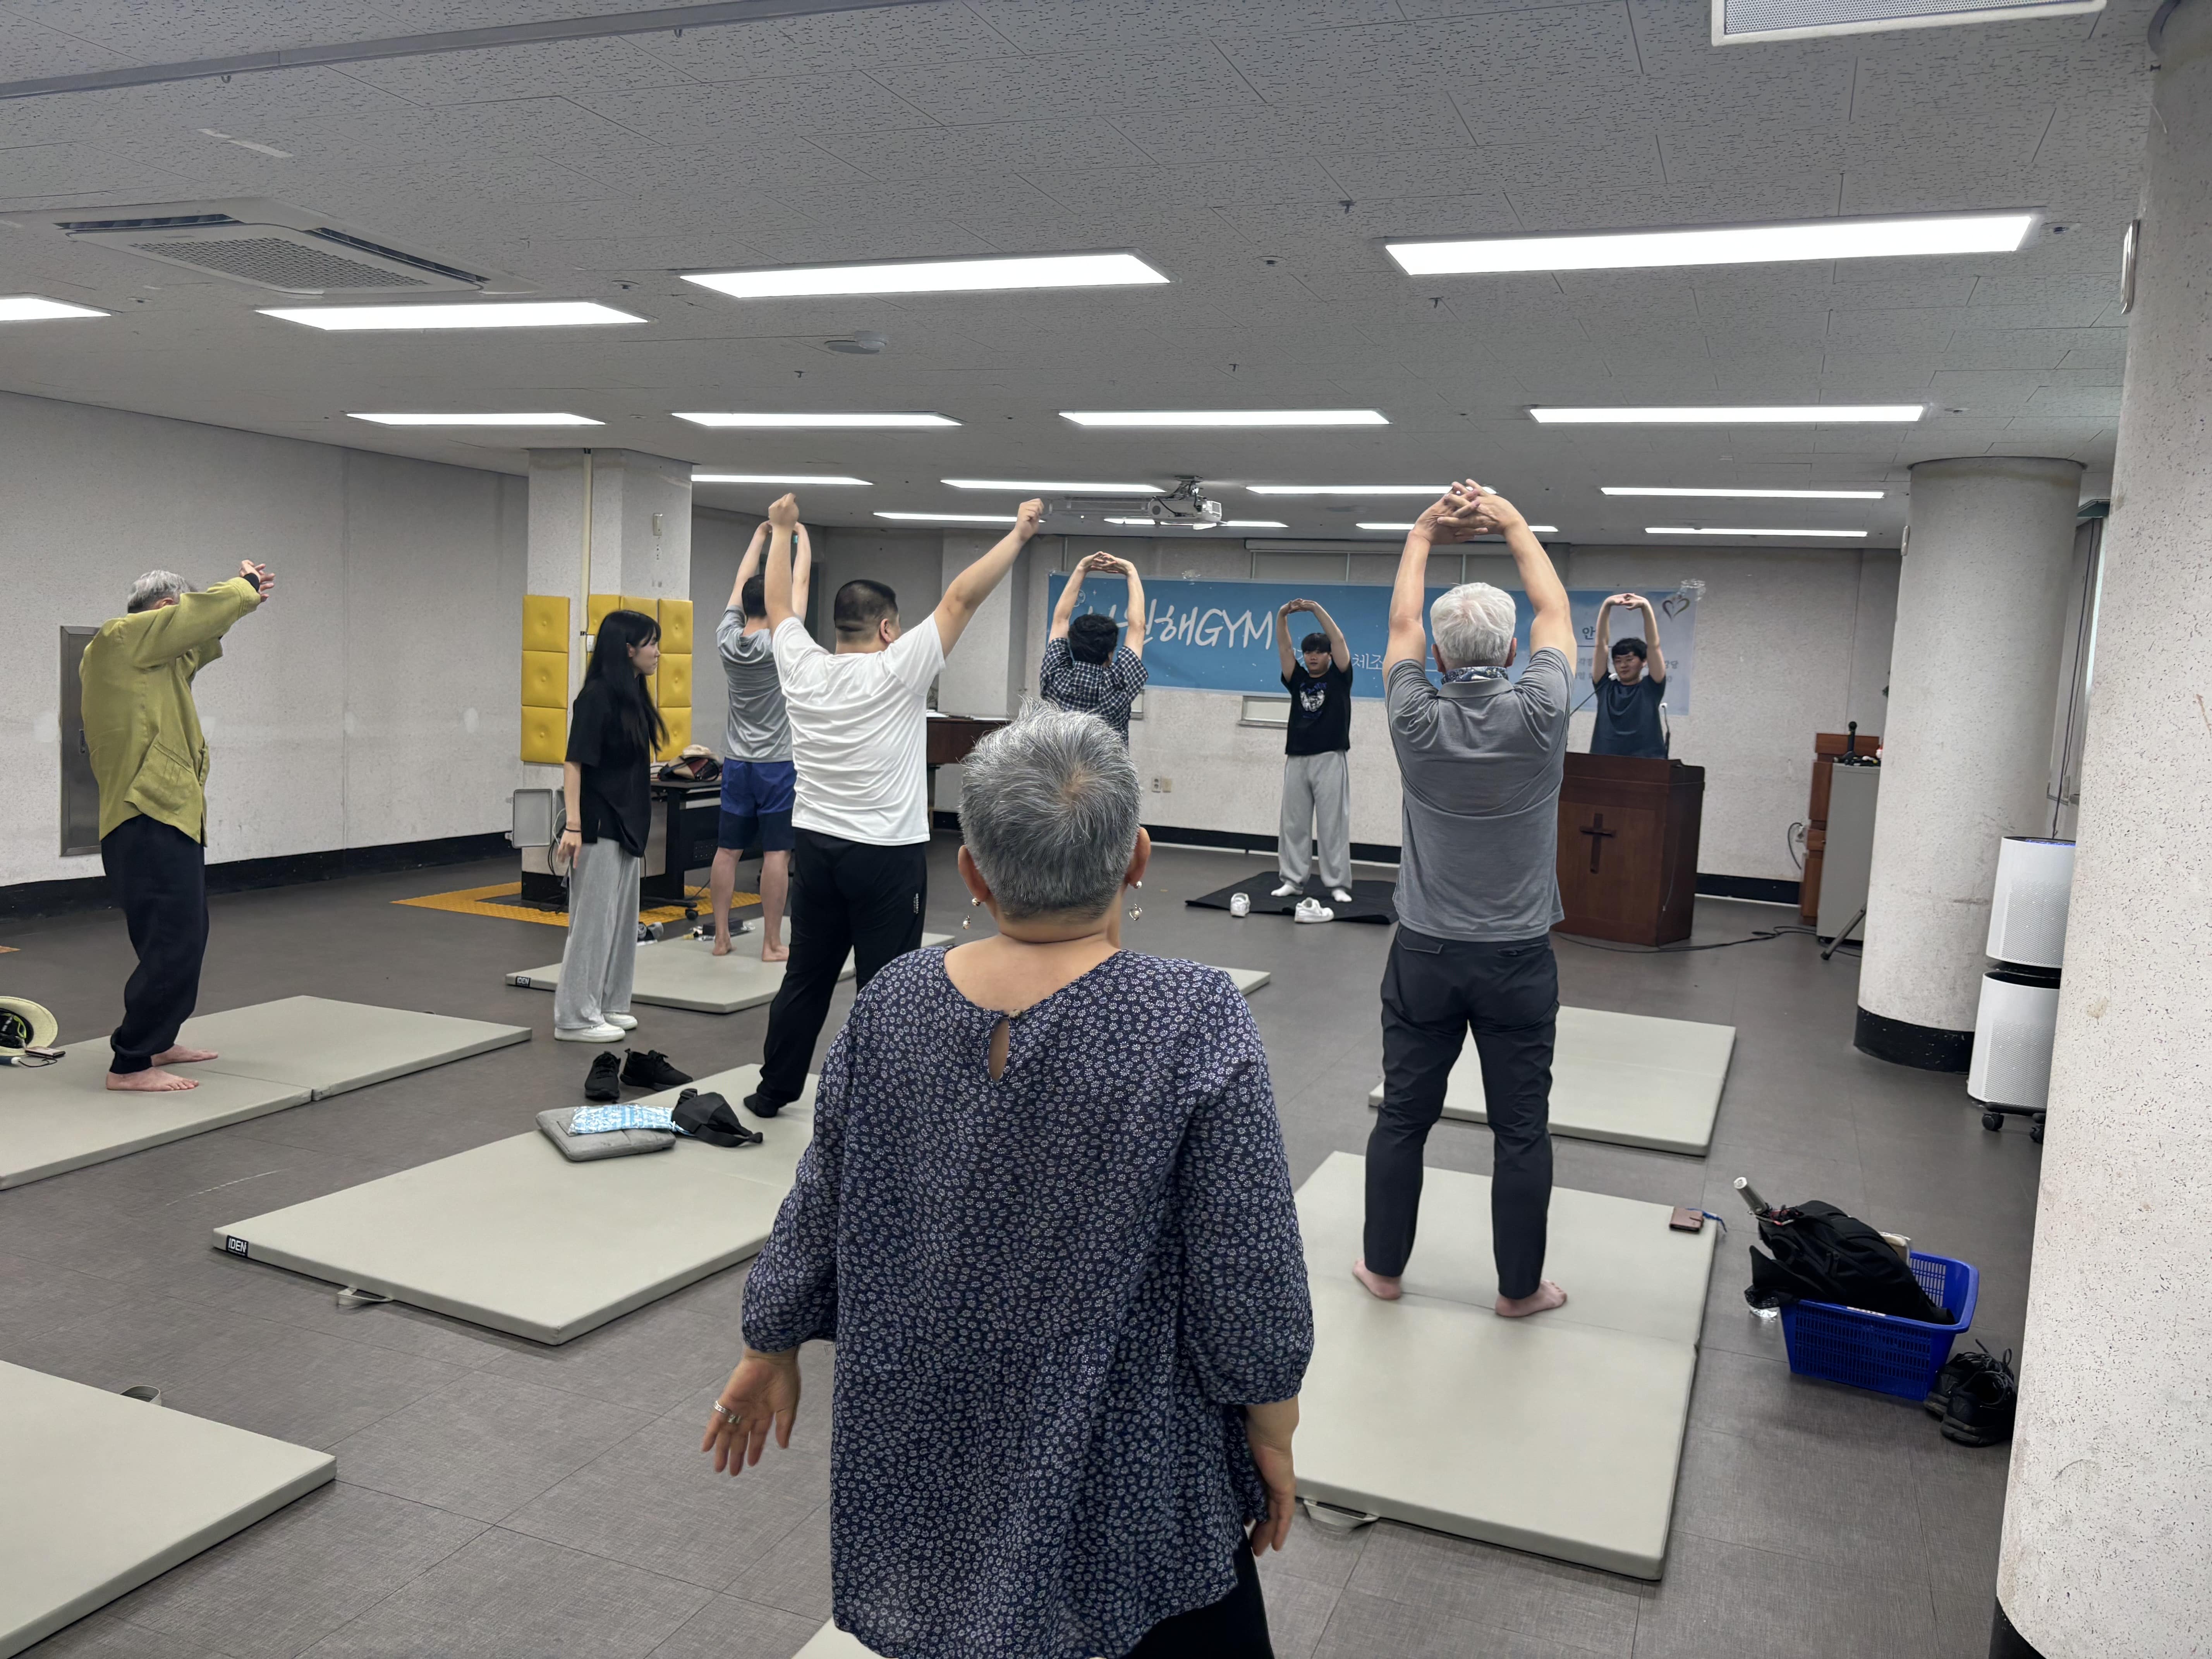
[742,947,1312,1659]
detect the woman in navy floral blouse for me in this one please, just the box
[704,708,1313,1659]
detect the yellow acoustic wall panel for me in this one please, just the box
[658,598,694,654]
[586,593,622,635]
[656,706,692,762]
[521,706,567,765]
[522,593,570,656]
[654,653,692,710]
[521,650,568,709]
[620,594,659,626]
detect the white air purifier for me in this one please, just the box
[1970,836,2075,1141]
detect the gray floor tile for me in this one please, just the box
[1630,1530,1938,1657]
[297,1529,710,1658]
[479,1291,753,1415]
[1256,1510,1372,1591]
[326,1370,658,1523]
[740,1504,836,1622]
[22,1611,229,1659]
[646,1594,824,1659]
[110,1482,486,1659]
[1346,1522,1647,1658]
[1313,1586,1597,1657]
[1256,1564,1341,1659]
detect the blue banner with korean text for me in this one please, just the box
[1046,575,1697,713]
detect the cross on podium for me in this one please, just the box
[1578,812,1617,873]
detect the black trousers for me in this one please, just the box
[756,827,928,1110]
[100,814,210,1075]
[1365,927,1558,1300]
[1123,1544,1272,1658]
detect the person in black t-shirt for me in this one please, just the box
[554,608,665,1042]
[1273,598,1355,905]
[1589,592,1668,759]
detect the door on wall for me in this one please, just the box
[59,625,100,857]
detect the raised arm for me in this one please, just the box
[1275,599,1302,678]
[729,521,769,611]
[791,522,814,624]
[762,493,800,630]
[1630,593,1665,683]
[1304,599,1351,673]
[931,499,1044,654]
[1593,594,1620,686]
[1470,486,1572,661]
[1387,486,1486,673]
[1049,553,1092,642]
[126,567,266,668]
[1118,557,1148,661]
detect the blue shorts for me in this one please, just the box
[718,759,796,852]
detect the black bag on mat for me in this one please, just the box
[672,1089,764,1148]
[1747,1200,1950,1322]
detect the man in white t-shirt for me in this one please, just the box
[747,490,1046,1115]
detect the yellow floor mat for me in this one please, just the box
[393,881,756,929]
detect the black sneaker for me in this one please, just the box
[584,1052,622,1103]
[1924,1343,2008,1419]
[621,1049,691,1091]
[1941,1349,2017,1447]
[742,1089,783,1120]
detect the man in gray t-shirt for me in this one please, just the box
[1355,480,1578,1323]
[709,520,811,960]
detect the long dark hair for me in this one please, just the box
[583,608,667,754]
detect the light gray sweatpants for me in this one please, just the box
[1279,749,1352,891]
[555,840,640,1032]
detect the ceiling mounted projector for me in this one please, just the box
[1059,477,1223,528]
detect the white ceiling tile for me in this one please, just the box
[814,118,1151,181]
[577,75,937,142]
[869,51,1262,127]
[334,38,695,106]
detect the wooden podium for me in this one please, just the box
[1554,754,1705,945]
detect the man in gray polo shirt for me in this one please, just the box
[1354,479,1577,1319]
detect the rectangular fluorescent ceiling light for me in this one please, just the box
[945,479,1163,493]
[1061,410,1388,428]
[1248,484,1445,496]
[1647,526,1868,538]
[675,412,957,429]
[1388,212,2033,277]
[876,512,1016,524]
[0,295,110,321]
[1715,0,2104,49]
[260,301,644,330]
[694,472,870,485]
[684,252,1167,300]
[347,411,601,426]
[1532,405,1922,424]
[1359,521,1559,534]
[1103,518,1289,528]
[1604,486,1884,499]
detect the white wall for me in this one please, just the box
[0,390,526,891]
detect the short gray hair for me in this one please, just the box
[1430,582,1518,668]
[126,570,189,613]
[959,707,1140,920]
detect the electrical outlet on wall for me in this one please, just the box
[1152,777,1173,793]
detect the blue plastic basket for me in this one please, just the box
[1778,1252,1979,1400]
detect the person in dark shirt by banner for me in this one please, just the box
[1273,598,1355,909]
[1588,592,1669,759]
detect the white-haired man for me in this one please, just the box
[80,562,273,1092]
[1355,482,1575,1319]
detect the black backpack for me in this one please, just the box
[1747,1200,1949,1322]
[672,1089,764,1149]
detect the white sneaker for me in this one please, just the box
[608,1013,638,1031]
[555,1023,624,1042]
[1271,881,1302,898]
[1294,898,1335,924]
[1330,888,1354,905]
[1229,893,1251,918]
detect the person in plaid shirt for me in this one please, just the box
[1040,551,1148,743]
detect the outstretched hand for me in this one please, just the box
[768,493,800,530]
[702,1349,801,1475]
[239,560,276,601]
[1014,498,1046,537]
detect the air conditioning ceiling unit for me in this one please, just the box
[1713,0,2101,43]
[35,198,529,295]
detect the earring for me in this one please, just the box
[963,895,979,930]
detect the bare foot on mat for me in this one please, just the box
[152,1045,217,1065]
[1496,1280,1568,1318]
[761,941,790,963]
[711,932,733,957]
[106,1068,198,1092]
[1352,1259,1402,1301]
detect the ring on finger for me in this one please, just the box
[711,1401,740,1425]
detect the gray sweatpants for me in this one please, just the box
[1279,749,1352,891]
[555,840,640,1032]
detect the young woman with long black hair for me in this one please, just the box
[554,608,664,1041]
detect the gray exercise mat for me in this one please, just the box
[1293,1151,1713,1579]
[507,934,953,1013]
[214,1065,817,1344]
[0,997,529,1190]
[0,1361,333,1658]
[1366,1005,1735,1156]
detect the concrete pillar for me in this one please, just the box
[1853,455,2082,1068]
[523,448,692,778]
[1994,4,2212,1653]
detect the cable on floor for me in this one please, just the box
[1555,923,1836,955]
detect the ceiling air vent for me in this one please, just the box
[1714,0,2102,43]
[36,198,529,295]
